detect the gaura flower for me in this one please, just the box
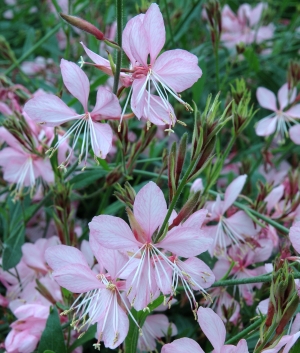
[256,83,300,141]
[24,59,121,169]
[89,181,214,314]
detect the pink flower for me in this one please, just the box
[5,303,49,353]
[289,221,300,254]
[45,242,131,349]
[162,307,249,353]
[289,124,300,145]
[205,175,258,254]
[138,314,177,351]
[24,59,121,168]
[220,3,274,48]
[89,181,214,312]
[256,84,300,140]
[0,127,54,196]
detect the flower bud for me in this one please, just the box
[60,13,105,40]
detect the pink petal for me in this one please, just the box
[142,94,176,126]
[226,210,258,238]
[289,125,300,144]
[255,116,277,136]
[158,227,212,257]
[183,209,208,228]
[282,332,300,353]
[60,59,90,112]
[143,3,165,64]
[197,307,226,351]
[278,83,296,110]
[265,184,284,213]
[235,339,249,353]
[262,336,291,353]
[80,239,94,268]
[145,314,176,337]
[24,94,77,127]
[153,49,202,92]
[223,175,247,213]
[162,337,204,353]
[129,16,149,67]
[133,181,167,240]
[289,221,300,254]
[89,215,141,250]
[249,3,265,26]
[80,42,112,74]
[180,257,215,289]
[213,258,231,280]
[291,313,300,334]
[256,87,277,111]
[52,264,103,293]
[122,15,144,65]
[154,260,173,295]
[45,245,89,271]
[89,121,113,159]
[33,159,54,184]
[131,77,148,119]
[253,239,273,263]
[91,87,121,119]
[286,104,300,118]
[0,127,22,151]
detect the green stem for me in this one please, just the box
[163,0,175,46]
[113,0,123,94]
[4,24,62,76]
[225,318,264,344]
[214,43,220,91]
[254,320,278,353]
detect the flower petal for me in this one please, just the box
[122,15,144,64]
[129,16,149,67]
[60,59,90,112]
[162,337,204,353]
[53,264,103,293]
[255,116,277,136]
[183,209,208,228]
[289,125,300,145]
[89,121,113,159]
[80,42,111,74]
[45,245,89,271]
[278,83,296,110]
[133,181,167,240]
[24,94,77,127]
[158,227,212,257]
[89,215,141,250]
[256,87,277,111]
[289,221,300,254]
[223,175,247,213]
[91,87,121,119]
[198,307,226,352]
[153,49,202,92]
[143,3,165,64]
[180,257,215,289]
[286,104,300,118]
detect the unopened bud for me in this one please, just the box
[276,292,299,334]
[60,13,105,40]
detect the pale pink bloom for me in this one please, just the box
[262,314,300,353]
[289,221,300,254]
[190,178,204,194]
[213,239,272,304]
[205,175,258,254]
[21,57,47,76]
[259,160,290,186]
[5,303,49,353]
[162,307,249,353]
[221,3,274,48]
[0,127,54,195]
[45,243,132,349]
[289,124,300,145]
[24,59,121,167]
[138,314,177,351]
[89,181,214,311]
[256,84,300,140]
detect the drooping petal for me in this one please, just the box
[198,307,226,352]
[89,215,141,250]
[52,264,103,293]
[289,221,300,254]
[158,227,212,257]
[24,94,77,127]
[256,87,277,111]
[143,3,165,64]
[91,87,121,119]
[60,59,90,112]
[131,77,148,119]
[153,49,202,92]
[80,42,112,74]
[133,181,167,240]
[289,125,300,145]
[278,83,296,111]
[0,127,23,151]
[142,94,176,126]
[255,116,277,136]
[89,121,113,159]
[162,337,204,353]
[222,175,247,214]
[45,245,89,271]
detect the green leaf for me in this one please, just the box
[124,295,164,353]
[290,337,300,353]
[69,169,107,189]
[38,306,66,353]
[43,351,56,353]
[243,47,260,73]
[2,224,24,270]
[68,324,97,352]
[192,58,206,104]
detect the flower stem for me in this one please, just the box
[225,317,264,344]
[113,0,123,94]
